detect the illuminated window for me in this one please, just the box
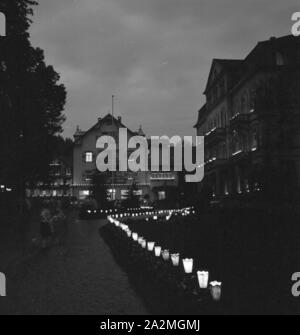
[79,190,90,200]
[133,190,142,197]
[107,189,116,201]
[121,189,129,200]
[158,191,166,200]
[85,152,93,163]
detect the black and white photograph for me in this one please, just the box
[0,0,300,319]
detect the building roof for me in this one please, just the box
[195,34,300,129]
[74,113,146,141]
[204,59,245,94]
[193,104,207,128]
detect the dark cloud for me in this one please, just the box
[29,0,299,138]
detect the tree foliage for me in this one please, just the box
[0,0,67,195]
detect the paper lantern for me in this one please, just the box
[154,246,162,257]
[197,271,209,289]
[182,258,194,274]
[132,233,138,241]
[162,249,170,261]
[141,240,147,249]
[171,253,180,266]
[210,281,222,301]
[147,242,155,251]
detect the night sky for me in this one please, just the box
[29,0,299,138]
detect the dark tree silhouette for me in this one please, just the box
[0,0,67,197]
[91,172,108,208]
[123,183,140,209]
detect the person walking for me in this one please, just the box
[40,207,53,249]
[52,204,67,245]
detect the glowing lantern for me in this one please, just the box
[171,253,180,266]
[147,242,155,251]
[210,281,222,301]
[141,240,147,249]
[182,258,194,274]
[154,246,162,257]
[132,233,138,241]
[162,249,170,261]
[126,230,132,238]
[197,271,209,289]
[153,216,158,220]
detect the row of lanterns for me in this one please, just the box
[86,207,155,215]
[110,207,195,221]
[86,207,195,220]
[108,215,222,301]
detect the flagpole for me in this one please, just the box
[112,95,115,199]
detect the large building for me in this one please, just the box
[26,157,73,198]
[72,114,178,203]
[194,35,300,204]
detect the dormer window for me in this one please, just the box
[275,52,285,66]
[85,152,93,163]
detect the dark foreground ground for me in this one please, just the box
[102,208,300,315]
[0,212,148,315]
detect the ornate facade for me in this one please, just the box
[194,35,300,204]
[72,114,178,203]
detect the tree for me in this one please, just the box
[123,183,140,209]
[0,1,66,197]
[91,172,108,208]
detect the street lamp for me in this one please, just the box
[154,246,162,257]
[182,258,194,274]
[197,271,209,289]
[210,281,222,301]
[147,242,155,252]
[171,253,180,267]
[162,249,170,261]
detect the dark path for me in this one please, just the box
[0,214,148,315]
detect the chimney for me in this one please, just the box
[98,117,101,122]
[117,116,122,123]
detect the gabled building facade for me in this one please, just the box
[72,114,179,203]
[194,35,300,204]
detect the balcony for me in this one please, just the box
[204,127,226,145]
[230,112,251,130]
[204,157,227,170]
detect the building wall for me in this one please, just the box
[195,36,300,203]
[72,116,179,203]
